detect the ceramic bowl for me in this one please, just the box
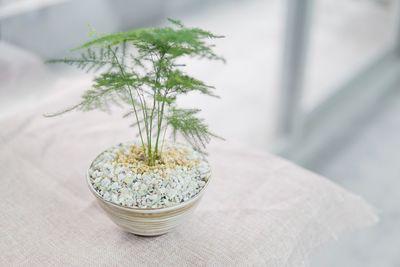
[86,151,210,236]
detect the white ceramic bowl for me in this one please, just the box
[86,150,211,236]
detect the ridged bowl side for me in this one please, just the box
[93,193,204,236]
[86,151,211,236]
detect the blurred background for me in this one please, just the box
[1,0,399,265]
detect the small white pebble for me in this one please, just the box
[101,178,111,187]
[103,191,111,201]
[123,175,134,185]
[110,182,119,191]
[111,194,119,203]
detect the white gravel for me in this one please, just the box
[88,142,210,209]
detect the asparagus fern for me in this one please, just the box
[46,19,225,166]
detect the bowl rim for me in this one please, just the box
[86,142,211,213]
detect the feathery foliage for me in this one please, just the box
[45,19,225,166]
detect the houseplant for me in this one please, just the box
[46,19,225,236]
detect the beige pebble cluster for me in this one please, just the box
[114,144,200,177]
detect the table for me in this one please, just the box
[0,80,377,266]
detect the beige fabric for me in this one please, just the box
[0,83,377,266]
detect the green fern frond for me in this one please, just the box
[46,19,225,165]
[47,48,116,72]
[167,108,213,151]
[165,70,219,97]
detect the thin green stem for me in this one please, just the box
[155,99,161,156]
[108,47,147,156]
[160,124,168,155]
[148,52,164,164]
[154,89,168,156]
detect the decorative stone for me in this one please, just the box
[123,175,134,185]
[101,178,111,187]
[88,142,210,209]
[110,182,119,191]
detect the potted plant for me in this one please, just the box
[46,19,225,236]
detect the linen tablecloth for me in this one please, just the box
[0,78,377,266]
